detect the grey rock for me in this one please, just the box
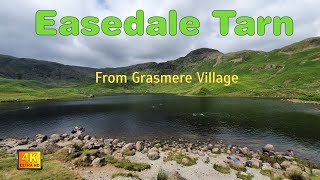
[304,167,311,174]
[251,158,261,168]
[135,141,143,151]
[147,151,160,160]
[121,143,134,154]
[181,158,190,165]
[285,165,302,177]
[312,169,320,176]
[91,157,105,167]
[50,134,61,143]
[211,148,220,154]
[273,163,281,169]
[112,139,119,145]
[262,163,273,171]
[239,147,250,155]
[101,147,113,155]
[283,156,294,161]
[262,144,275,152]
[17,138,29,145]
[280,161,292,169]
[104,139,113,145]
[84,135,91,141]
[8,145,30,154]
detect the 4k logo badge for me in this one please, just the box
[17,150,42,170]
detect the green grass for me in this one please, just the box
[111,173,141,179]
[236,171,253,180]
[213,164,231,174]
[104,155,150,172]
[260,170,274,178]
[0,151,80,180]
[157,169,168,180]
[164,152,197,166]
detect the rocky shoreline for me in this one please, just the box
[1,133,320,180]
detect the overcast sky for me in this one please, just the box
[0,0,319,68]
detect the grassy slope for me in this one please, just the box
[0,151,80,180]
[0,42,319,102]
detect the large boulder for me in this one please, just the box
[7,145,30,154]
[262,163,273,171]
[272,163,281,169]
[251,158,261,168]
[147,151,160,160]
[37,141,60,154]
[312,169,320,176]
[72,139,84,147]
[280,161,292,169]
[211,148,220,154]
[36,134,47,142]
[104,139,113,145]
[112,139,119,145]
[112,152,124,161]
[121,143,134,154]
[147,147,160,160]
[49,134,61,143]
[135,141,143,151]
[83,142,94,150]
[101,147,113,155]
[285,165,303,177]
[91,157,105,167]
[239,147,250,155]
[262,144,275,153]
[56,141,72,148]
[83,135,91,141]
[17,138,29,145]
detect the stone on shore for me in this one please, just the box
[50,134,61,143]
[312,169,320,176]
[91,157,105,167]
[262,144,275,152]
[101,147,113,155]
[17,138,29,145]
[120,143,134,154]
[285,165,303,177]
[280,161,292,169]
[211,148,220,154]
[56,141,72,148]
[112,152,124,161]
[36,134,47,142]
[262,163,273,171]
[37,141,60,154]
[147,148,160,160]
[135,141,143,151]
[273,163,281,169]
[7,145,30,154]
[251,158,261,168]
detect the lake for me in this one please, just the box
[0,94,319,162]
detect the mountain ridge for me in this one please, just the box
[0,37,319,102]
[0,37,319,83]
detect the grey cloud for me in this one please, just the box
[0,0,319,68]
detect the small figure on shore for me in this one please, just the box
[71,126,85,135]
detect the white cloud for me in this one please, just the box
[0,0,319,67]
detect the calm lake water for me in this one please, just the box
[0,94,320,162]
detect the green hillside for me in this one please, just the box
[0,37,319,102]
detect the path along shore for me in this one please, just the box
[1,133,320,180]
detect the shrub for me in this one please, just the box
[157,169,168,180]
[213,164,230,174]
[236,171,254,180]
[164,152,197,166]
[112,173,141,179]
